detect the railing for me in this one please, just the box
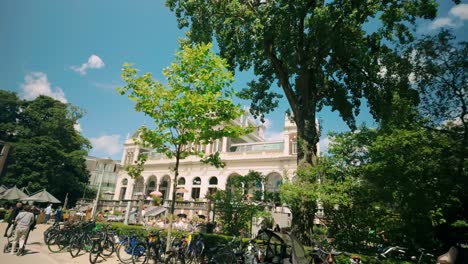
[75,198,209,211]
[229,141,284,153]
[147,141,289,160]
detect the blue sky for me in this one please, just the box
[1,1,467,160]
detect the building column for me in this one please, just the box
[221,137,228,153]
[283,133,290,155]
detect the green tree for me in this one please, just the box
[118,42,252,249]
[410,29,467,182]
[165,0,447,167]
[280,167,319,245]
[212,170,264,235]
[0,91,91,206]
[314,123,466,250]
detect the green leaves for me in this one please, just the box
[0,91,90,206]
[119,43,252,160]
[165,0,441,166]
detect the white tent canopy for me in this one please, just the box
[0,186,28,200]
[21,189,61,203]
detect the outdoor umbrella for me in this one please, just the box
[176,188,188,193]
[149,190,163,196]
[21,189,61,203]
[0,186,28,200]
[0,185,7,195]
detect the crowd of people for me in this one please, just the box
[2,202,64,256]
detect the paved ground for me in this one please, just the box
[0,222,121,264]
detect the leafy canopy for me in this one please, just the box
[118,43,251,165]
[165,0,442,166]
[0,91,90,206]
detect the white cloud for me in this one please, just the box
[71,54,105,75]
[90,134,122,157]
[428,4,468,31]
[20,72,67,103]
[74,123,82,132]
[450,4,468,20]
[429,17,456,30]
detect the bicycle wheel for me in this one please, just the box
[70,235,86,258]
[101,237,115,257]
[132,243,148,264]
[89,240,101,264]
[117,240,133,264]
[212,250,235,264]
[47,233,65,253]
[165,252,184,264]
[82,233,94,252]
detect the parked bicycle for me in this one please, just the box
[116,232,142,264]
[131,230,166,264]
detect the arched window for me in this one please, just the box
[178,177,186,185]
[148,181,156,188]
[193,177,201,185]
[209,177,218,185]
[122,179,128,186]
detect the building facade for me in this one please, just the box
[86,156,121,199]
[112,114,318,220]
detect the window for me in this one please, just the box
[191,188,201,200]
[148,181,156,188]
[178,177,186,185]
[122,179,128,186]
[291,139,297,154]
[193,177,201,185]
[209,177,218,185]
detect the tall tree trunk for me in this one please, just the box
[166,150,181,252]
[294,72,319,167]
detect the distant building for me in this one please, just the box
[113,114,319,221]
[85,156,121,199]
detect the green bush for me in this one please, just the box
[4,209,12,221]
[0,209,6,220]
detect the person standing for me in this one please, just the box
[43,204,52,224]
[11,205,35,255]
[4,202,22,237]
[54,206,63,223]
[274,224,281,232]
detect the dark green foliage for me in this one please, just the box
[0,208,7,220]
[314,123,466,251]
[0,90,91,206]
[165,0,441,167]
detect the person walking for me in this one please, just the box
[11,205,35,255]
[4,202,22,237]
[43,204,52,224]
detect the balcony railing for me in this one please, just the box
[229,141,284,153]
[147,141,288,161]
[76,198,209,211]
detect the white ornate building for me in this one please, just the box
[112,114,316,220]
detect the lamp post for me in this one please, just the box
[91,158,113,219]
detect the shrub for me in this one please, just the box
[4,209,12,221]
[0,209,6,220]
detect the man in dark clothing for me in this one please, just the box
[4,202,22,237]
